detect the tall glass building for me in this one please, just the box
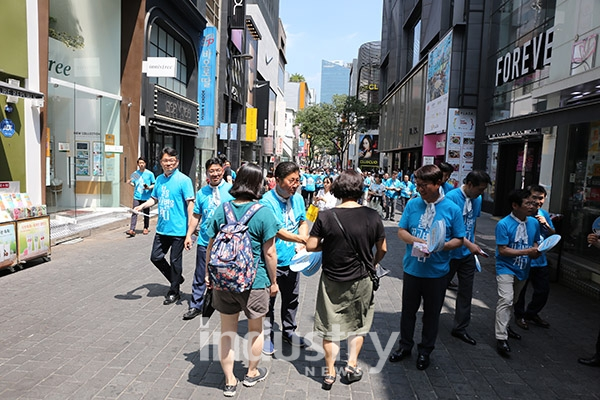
[320,60,350,104]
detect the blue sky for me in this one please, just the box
[279,0,383,102]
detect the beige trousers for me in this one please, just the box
[495,274,527,340]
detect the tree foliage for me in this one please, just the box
[294,95,380,169]
[295,103,336,168]
[289,73,305,82]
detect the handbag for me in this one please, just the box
[306,204,319,222]
[332,211,381,291]
[201,288,216,321]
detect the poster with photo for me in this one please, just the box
[446,108,476,187]
[92,141,104,176]
[358,133,380,171]
[75,141,90,176]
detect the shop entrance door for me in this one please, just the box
[493,140,542,215]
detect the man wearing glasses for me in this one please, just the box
[134,147,195,306]
[182,157,234,320]
[260,162,309,354]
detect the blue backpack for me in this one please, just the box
[208,201,263,292]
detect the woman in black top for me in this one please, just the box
[306,169,387,390]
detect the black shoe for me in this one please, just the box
[416,354,430,370]
[578,355,600,367]
[515,317,529,330]
[182,308,201,320]
[389,347,411,362]
[163,293,180,305]
[451,330,476,345]
[496,340,511,357]
[527,315,550,328]
[507,326,521,340]
[447,280,458,291]
[344,365,363,383]
[322,375,336,390]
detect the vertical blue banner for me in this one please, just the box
[198,26,217,127]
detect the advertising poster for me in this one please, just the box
[446,108,476,188]
[425,30,453,134]
[0,222,17,269]
[17,216,50,262]
[358,133,380,171]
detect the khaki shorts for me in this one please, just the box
[212,287,270,320]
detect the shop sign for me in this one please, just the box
[153,85,199,128]
[198,27,218,127]
[143,57,177,78]
[487,129,540,141]
[495,26,554,86]
[0,119,15,138]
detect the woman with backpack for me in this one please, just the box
[306,169,387,390]
[205,163,279,397]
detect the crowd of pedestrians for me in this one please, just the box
[129,148,600,397]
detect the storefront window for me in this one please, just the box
[562,121,600,268]
[148,25,188,96]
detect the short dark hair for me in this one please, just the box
[229,163,264,200]
[508,188,531,207]
[161,147,178,159]
[438,162,454,174]
[527,184,547,195]
[414,164,442,183]
[464,170,492,186]
[137,157,147,164]
[218,153,228,162]
[274,161,299,180]
[331,169,362,200]
[205,157,223,170]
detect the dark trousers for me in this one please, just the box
[150,234,185,295]
[448,255,476,333]
[514,265,550,319]
[189,245,207,309]
[130,199,150,230]
[384,196,395,219]
[264,266,299,340]
[301,189,314,208]
[399,272,448,356]
[399,197,409,213]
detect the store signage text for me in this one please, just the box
[487,129,540,141]
[154,86,199,127]
[495,26,554,86]
[48,59,72,77]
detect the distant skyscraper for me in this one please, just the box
[320,60,350,104]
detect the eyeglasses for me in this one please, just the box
[207,168,223,175]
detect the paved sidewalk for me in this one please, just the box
[0,213,599,399]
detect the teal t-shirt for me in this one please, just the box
[193,181,234,247]
[151,169,195,236]
[206,201,279,289]
[133,169,156,201]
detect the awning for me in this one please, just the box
[0,81,44,99]
[149,118,199,137]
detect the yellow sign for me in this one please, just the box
[245,108,257,142]
[105,134,115,158]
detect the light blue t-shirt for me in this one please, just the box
[302,174,316,192]
[260,189,306,267]
[133,170,156,201]
[531,208,554,268]
[442,182,455,194]
[399,181,416,198]
[193,181,234,247]
[446,189,482,260]
[363,176,372,193]
[385,178,401,198]
[398,197,465,278]
[207,201,279,289]
[495,215,540,280]
[151,169,195,237]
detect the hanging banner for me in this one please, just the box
[245,107,257,142]
[425,30,453,134]
[198,27,217,127]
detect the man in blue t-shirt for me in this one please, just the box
[494,189,541,357]
[446,171,492,346]
[438,162,456,194]
[300,169,316,208]
[388,165,465,371]
[181,157,234,321]
[127,157,156,236]
[514,185,555,330]
[260,161,309,354]
[134,147,195,306]
[383,171,401,221]
[398,174,416,213]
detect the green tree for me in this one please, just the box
[289,73,306,82]
[331,94,380,168]
[295,103,336,168]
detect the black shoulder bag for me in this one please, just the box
[332,211,381,291]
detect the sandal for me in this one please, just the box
[345,364,363,383]
[126,230,136,237]
[322,375,336,390]
[143,228,149,235]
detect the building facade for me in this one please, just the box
[320,60,350,104]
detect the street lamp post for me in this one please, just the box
[226,52,253,170]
